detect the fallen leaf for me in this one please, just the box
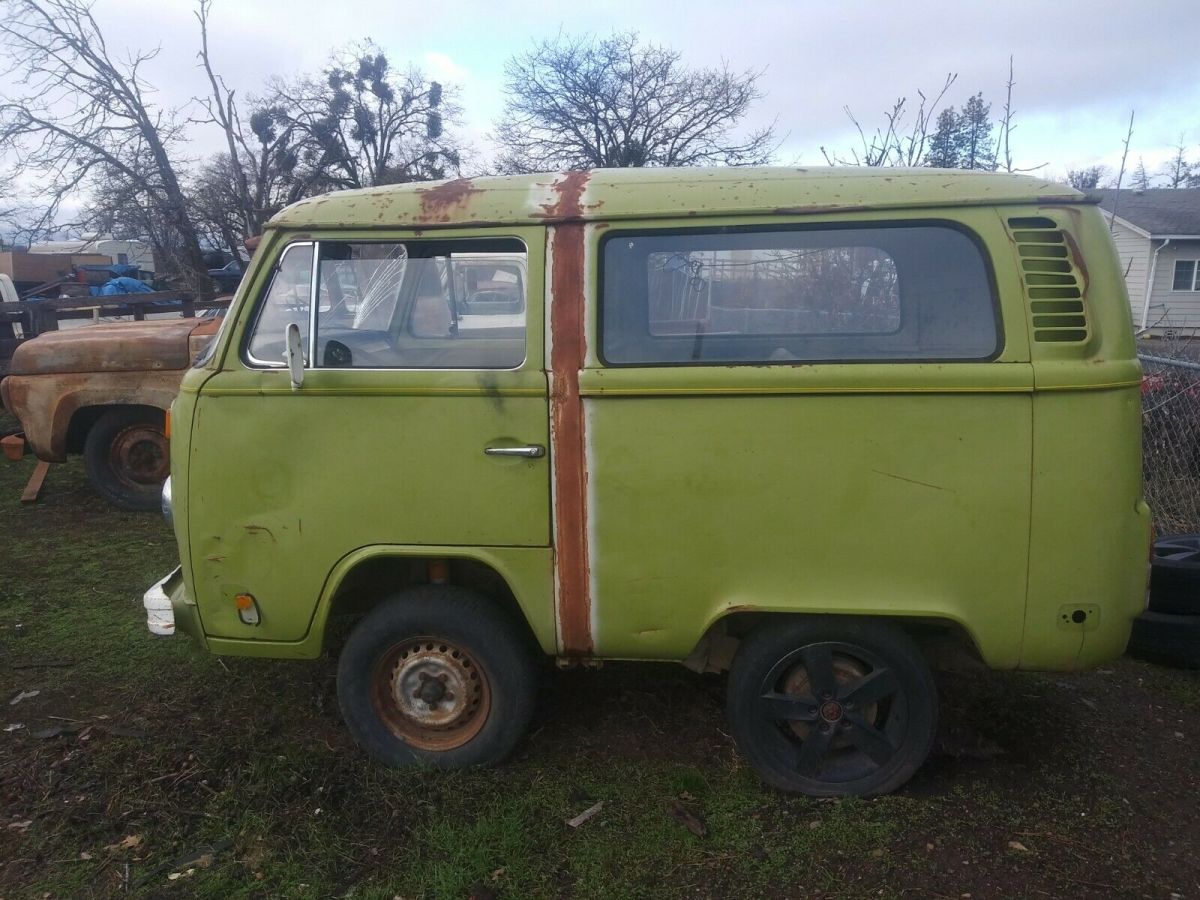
[4,723,24,732]
[665,798,707,838]
[106,834,142,852]
[8,690,40,706]
[1007,840,1030,852]
[7,820,32,831]
[80,851,93,860]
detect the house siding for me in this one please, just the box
[1144,239,1200,330]
[1108,220,1149,323]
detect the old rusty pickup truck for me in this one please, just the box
[0,315,222,509]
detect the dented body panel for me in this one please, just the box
[1,317,221,461]
[161,168,1147,675]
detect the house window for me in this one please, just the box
[1172,260,1200,291]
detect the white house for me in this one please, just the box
[27,234,154,274]
[1093,189,1200,333]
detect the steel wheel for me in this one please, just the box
[83,407,169,510]
[337,586,537,768]
[371,636,492,751]
[108,422,170,489]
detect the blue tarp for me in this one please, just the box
[90,276,154,297]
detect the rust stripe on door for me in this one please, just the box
[547,171,593,655]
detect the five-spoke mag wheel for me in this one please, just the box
[728,617,937,797]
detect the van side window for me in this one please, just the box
[600,225,998,365]
[245,239,527,370]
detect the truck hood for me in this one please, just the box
[8,318,219,376]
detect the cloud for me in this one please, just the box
[424,52,471,85]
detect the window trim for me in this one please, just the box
[1171,259,1200,292]
[241,236,532,373]
[596,219,1004,368]
[243,240,314,369]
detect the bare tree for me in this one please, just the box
[1107,111,1135,232]
[494,31,777,172]
[994,56,1017,173]
[193,0,310,257]
[1159,134,1194,188]
[0,0,210,292]
[269,42,461,190]
[821,74,957,167]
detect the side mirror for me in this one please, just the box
[284,322,305,390]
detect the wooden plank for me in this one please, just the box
[20,460,50,504]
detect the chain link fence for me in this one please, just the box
[1140,344,1200,534]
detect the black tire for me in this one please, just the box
[336,586,537,768]
[1149,534,1200,616]
[1127,610,1200,669]
[82,407,169,511]
[726,616,937,797]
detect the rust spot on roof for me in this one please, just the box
[536,170,599,221]
[415,178,483,223]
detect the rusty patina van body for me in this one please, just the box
[146,168,1149,796]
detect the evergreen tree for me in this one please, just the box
[958,93,997,171]
[1131,158,1151,190]
[924,108,961,168]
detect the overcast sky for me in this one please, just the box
[65,0,1200,180]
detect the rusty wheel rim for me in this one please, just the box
[371,636,491,751]
[109,425,169,488]
[782,653,879,744]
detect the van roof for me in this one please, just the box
[268,166,1085,231]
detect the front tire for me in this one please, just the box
[82,407,169,511]
[336,587,537,768]
[727,617,937,797]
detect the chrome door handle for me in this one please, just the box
[484,444,545,458]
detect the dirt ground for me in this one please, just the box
[1,439,1198,899]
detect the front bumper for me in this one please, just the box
[143,567,181,636]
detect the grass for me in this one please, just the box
[1,411,1199,898]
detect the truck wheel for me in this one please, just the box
[82,408,169,511]
[726,617,937,797]
[337,586,537,768]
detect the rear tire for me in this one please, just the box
[82,407,169,511]
[1127,610,1200,668]
[727,616,937,797]
[337,586,537,768]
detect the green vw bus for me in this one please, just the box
[145,167,1150,796]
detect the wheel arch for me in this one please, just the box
[65,400,167,454]
[684,609,989,675]
[312,545,556,658]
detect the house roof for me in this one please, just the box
[1093,188,1200,237]
[268,166,1084,231]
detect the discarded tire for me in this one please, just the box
[1149,534,1200,616]
[1127,610,1200,669]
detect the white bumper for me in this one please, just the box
[143,567,180,636]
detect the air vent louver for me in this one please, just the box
[1007,217,1088,343]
